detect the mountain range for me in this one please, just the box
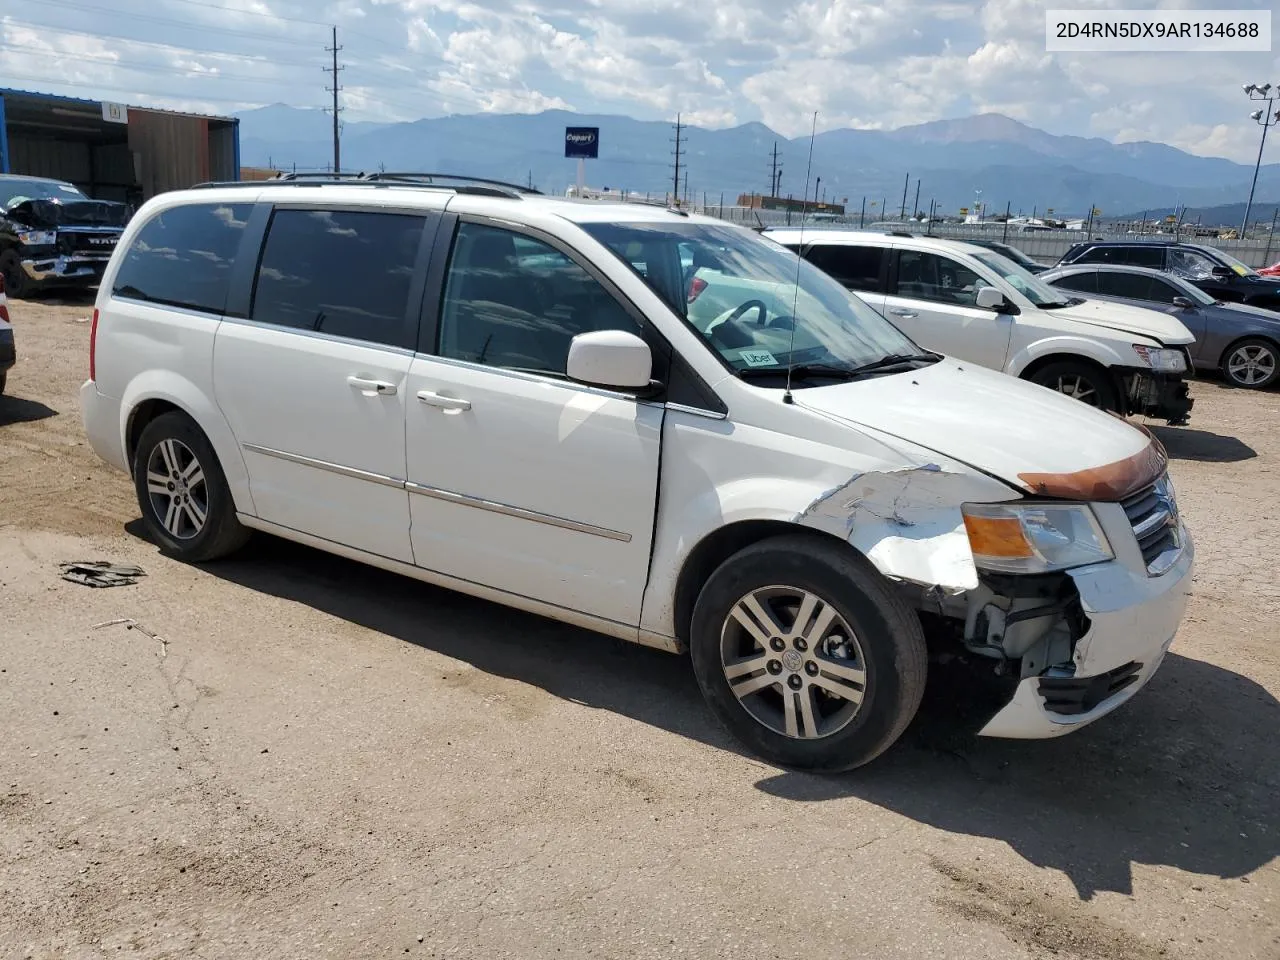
[234,105,1280,219]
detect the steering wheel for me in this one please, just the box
[705,299,769,347]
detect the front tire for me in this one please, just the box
[1222,337,1279,389]
[132,411,250,561]
[1028,360,1119,411]
[0,251,30,299]
[689,535,927,771]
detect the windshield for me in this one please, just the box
[990,243,1039,268]
[971,250,1072,306]
[0,178,87,208]
[583,221,923,378]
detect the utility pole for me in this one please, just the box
[1002,201,1011,243]
[671,114,686,206]
[528,169,534,190]
[324,25,344,174]
[912,179,921,219]
[899,172,910,220]
[859,196,866,228]
[769,142,781,198]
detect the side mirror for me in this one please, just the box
[566,329,653,391]
[975,286,1006,311]
[1211,265,1234,279]
[1171,296,1195,308]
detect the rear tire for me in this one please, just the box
[0,372,6,396]
[132,411,250,562]
[1028,360,1119,411]
[689,534,927,771]
[1221,337,1279,389]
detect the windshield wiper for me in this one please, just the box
[737,364,862,381]
[842,352,940,376]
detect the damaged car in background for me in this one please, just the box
[0,174,128,298]
[82,182,1193,770]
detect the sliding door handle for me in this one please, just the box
[348,376,398,396]
[417,390,472,412]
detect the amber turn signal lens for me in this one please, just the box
[963,514,1034,559]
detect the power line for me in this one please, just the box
[2,20,322,66]
[158,0,331,27]
[0,45,304,86]
[30,0,326,46]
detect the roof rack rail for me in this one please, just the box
[888,231,914,238]
[190,170,541,200]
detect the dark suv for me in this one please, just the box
[1058,240,1280,311]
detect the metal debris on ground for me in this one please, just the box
[60,562,146,588]
[93,618,168,657]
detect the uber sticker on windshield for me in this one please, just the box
[739,349,778,367]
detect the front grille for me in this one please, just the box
[1122,477,1181,574]
[56,231,120,256]
[1039,661,1143,716]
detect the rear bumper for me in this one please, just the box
[80,379,128,473]
[1121,368,1193,425]
[22,254,110,286]
[979,527,1194,739]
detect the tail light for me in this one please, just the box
[89,308,99,381]
[687,276,708,303]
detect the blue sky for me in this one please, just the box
[2,0,1279,160]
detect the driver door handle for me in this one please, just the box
[889,308,918,318]
[417,390,472,412]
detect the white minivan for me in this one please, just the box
[82,176,1193,770]
[767,230,1196,425]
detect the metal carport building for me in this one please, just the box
[0,88,240,208]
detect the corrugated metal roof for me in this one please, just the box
[0,87,237,124]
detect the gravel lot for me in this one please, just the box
[1,297,1277,960]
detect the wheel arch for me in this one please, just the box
[119,371,255,515]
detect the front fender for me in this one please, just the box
[119,369,256,515]
[1006,335,1131,377]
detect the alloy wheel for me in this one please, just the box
[1227,344,1276,386]
[145,438,208,541]
[1052,374,1099,406]
[719,585,868,740]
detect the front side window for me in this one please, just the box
[801,244,884,292]
[438,222,642,375]
[895,251,985,307]
[113,202,252,313]
[1167,248,1219,281]
[252,209,426,348]
[584,221,921,380]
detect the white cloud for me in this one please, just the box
[3,0,1278,162]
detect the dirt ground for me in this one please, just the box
[1,297,1277,960]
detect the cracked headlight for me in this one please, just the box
[962,502,1113,574]
[1132,344,1187,373]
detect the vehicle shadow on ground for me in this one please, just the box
[0,394,58,426]
[1150,425,1256,463]
[173,528,1280,904]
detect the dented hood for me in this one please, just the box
[7,197,128,228]
[796,358,1151,489]
[1050,298,1195,345]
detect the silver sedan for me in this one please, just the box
[1041,263,1280,390]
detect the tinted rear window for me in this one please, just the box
[251,209,426,348]
[113,203,252,313]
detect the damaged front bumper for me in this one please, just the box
[978,523,1194,739]
[1120,368,1193,426]
[21,254,111,286]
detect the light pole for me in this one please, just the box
[1241,82,1280,240]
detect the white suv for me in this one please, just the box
[767,230,1196,425]
[82,175,1194,770]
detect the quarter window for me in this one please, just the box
[113,203,251,313]
[251,209,426,348]
[894,251,985,307]
[801,244,884,292]
[438,222,642,376]
[1051,271,1098,294]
